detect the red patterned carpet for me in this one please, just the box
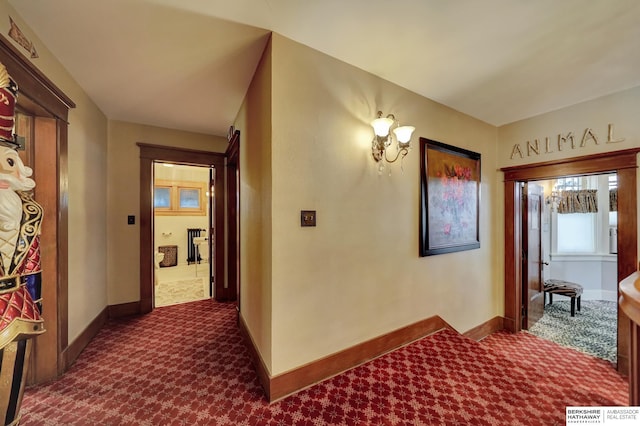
[21,299,627,425]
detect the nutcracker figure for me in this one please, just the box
[0,62,44,426]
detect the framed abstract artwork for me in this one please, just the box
[419,138,481,256]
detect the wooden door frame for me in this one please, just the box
[0,34,75,383]
[225,131,240,310]
[501,148,640,374]
[138,144,226,313]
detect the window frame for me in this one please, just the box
[153,179,207,216]
[550,174,616,256]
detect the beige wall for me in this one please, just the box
[498,86,640,168]
[106,120,227,305]
[498,86,640,261]
[67,97,108,343]
[263,34,501,375]
[0,2,109,342]
[234,37,274,372]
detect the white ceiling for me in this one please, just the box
[9,0,640,136]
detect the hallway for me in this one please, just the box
[21,300,627,425]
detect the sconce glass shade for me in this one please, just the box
[371,116,394,137]
[393,125,415,144]
[371,111,414,169]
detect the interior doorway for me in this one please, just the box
[501,148,640,375]
[523,174,619,364]
[138,144,227,314]
[153,162,213,307]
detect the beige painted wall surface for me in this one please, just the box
[498,86,640,168]
[234,39,274,373]
[107,120,227,305]
[498,86,640,266]
[0,3,109,342]
[269,34,500,375]
[66,98,108,343]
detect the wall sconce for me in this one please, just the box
[546,190,561,211]
[371,111,415,172]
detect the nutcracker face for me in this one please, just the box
[0,147,33,191]
[0,148,20,180]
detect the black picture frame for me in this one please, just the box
[420,138,481,256]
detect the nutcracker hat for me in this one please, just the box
[0,62,19,149]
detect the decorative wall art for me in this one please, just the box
[8,17,38,58]
[420,138,481,256]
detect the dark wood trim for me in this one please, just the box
[0,32,74,385]
[503,180,523,333]
[617,167,637,376]
[620,269,640,405]
[138,144,226,312]
[107,302,142,319]
[463,316,505,341]
[501,148,640,181]
[138,143,227,164]
[238,315,271,401]
[268,316,453,402]
[57,120,69,372]
[225,131,239,160]
[501,150,639,375]
[0,33,75,121]
[139,155,153,314]
[631,322,640,405]
[62,307,107,370]
[501,148,640,179]
[225,131,240,308]
[212,155,228,301]
[32,117,59,384]
[241,313,505,402]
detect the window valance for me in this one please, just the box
[557,189,598,214]
[610,188,618,212]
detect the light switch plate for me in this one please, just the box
[301,210,316,227]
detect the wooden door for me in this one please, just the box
[225,131,240,309]
[522,183,544,329]
[208,167,215,299]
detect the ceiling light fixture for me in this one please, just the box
[371,111,415,173]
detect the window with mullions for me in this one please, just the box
[153,179,207,216]
[551,174,616,255]
[555,176,581,192]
